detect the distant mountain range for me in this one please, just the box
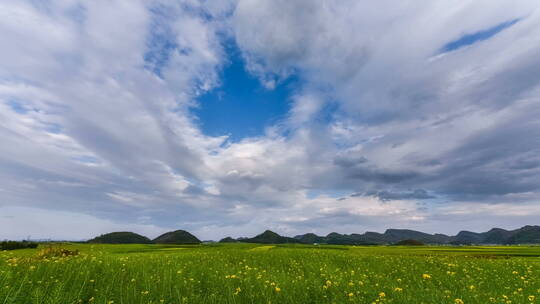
[220,225,540,245]
[87,225,540,245]
[220,230,300,244]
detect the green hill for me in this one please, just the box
[219,237,238,243]
[240,230,300,244]
[483,228,514,244]
[506,226,540,244]
[294,233,326,244]
[153,230,201,244]
[87,232,152,244]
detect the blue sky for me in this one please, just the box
[440,18,520,53]
[193,17,522,143]
[194,43,297,141]
[1,0,540,241]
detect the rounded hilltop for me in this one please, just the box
[87,229,202,244]
[153,230,201,244]
[87,232,152,244]
[219,237,237,243]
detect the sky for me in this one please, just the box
[1,0,540,241]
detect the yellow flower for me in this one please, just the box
[422,274,431,279]
[379,292,386,298]
[347,292,354,297]
[529,295,535,302]
[455,299,464,304]
[275,287,281,292]
[234,287,241,295]
[394,287,403,292]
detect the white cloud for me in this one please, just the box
[0,0,539,240]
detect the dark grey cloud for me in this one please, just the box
[418,106,540,201]
[333,154,419,185]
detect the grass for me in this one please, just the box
[1,243,539,303]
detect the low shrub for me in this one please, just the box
[394,239,425,246]
[0,240,38,251]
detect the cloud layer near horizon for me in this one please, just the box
[1,0,539,240]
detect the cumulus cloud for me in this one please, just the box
[1,0,539,240]
[232,0,540,198]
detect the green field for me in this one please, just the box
[1,243,539,304]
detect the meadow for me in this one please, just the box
[1,243,539,304]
